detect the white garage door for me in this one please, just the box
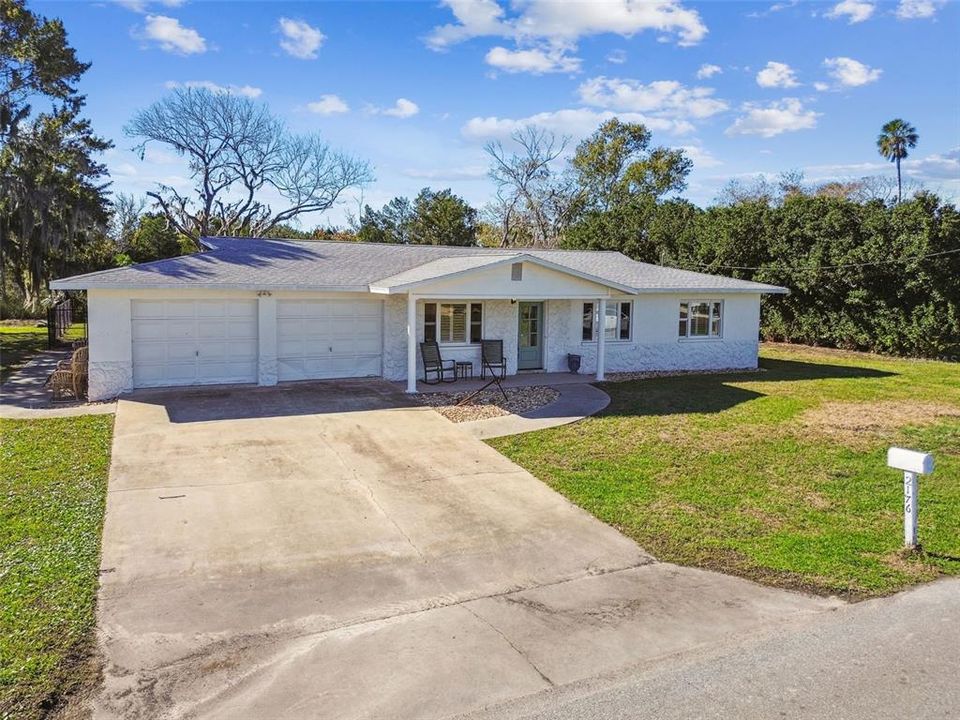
[277,299,383,381]
[131,300,258,388]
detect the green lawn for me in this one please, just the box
[490,344,960,599]
[0,415,114,719]
[0,324,87,383]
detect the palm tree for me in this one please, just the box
[876,119,919,203]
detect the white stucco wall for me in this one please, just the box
[562,293,761,374]
[86,286,762,400]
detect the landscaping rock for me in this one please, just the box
[416,386,560,423]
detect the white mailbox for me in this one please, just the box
[887,447,935,475]
[888,447,935,549]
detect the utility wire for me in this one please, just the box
[685,247,960,272]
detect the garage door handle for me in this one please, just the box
[329,346,333,352]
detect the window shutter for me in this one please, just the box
[470,303,482,343]
[424,303,437,342]
[582,302,594,341]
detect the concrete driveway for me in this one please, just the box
[97,380,840,719]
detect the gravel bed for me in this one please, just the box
[416,386,560,423]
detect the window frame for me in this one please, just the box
[581,300,633,343]
[678,299,723,340]
[423,301,483,345]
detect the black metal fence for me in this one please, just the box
[47,299,73,349]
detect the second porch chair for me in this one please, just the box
[480,339,506,380]
[419,340,457,385]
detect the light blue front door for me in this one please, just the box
[517,302,544,370]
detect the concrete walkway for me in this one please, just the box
[459,383,611,439]
[94,380,841,720]
[0,349,115,419]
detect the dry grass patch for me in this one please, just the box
[799,401,960,446]
[416,386,559,423]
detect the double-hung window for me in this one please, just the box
[582,301,632,342]
[679,300,722,338]
[424,302,482,344]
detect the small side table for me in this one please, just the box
[455,361,474,380]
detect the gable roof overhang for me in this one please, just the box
[368,253,639,296]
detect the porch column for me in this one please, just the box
[406,293,417,393]
[596,297,606,381]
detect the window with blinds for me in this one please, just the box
[424,303,482,344]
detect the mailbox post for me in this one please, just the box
[887,447,935,549]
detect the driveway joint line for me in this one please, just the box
[140,559,660,676]
[462,603,556,688]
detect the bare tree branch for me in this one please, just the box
[126,87,372,245]
[483,126,576,248]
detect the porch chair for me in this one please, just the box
[47,344,89,401]
[456,338,509,407]
[419,341,457,385]
[480,339,506,380]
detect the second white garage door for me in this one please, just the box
[277,299,383,381]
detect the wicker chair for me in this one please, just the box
[419,341,456,385]
[48,345,89,401]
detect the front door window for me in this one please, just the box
[517,302,544,369]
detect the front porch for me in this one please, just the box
[409,369,596,395]
[400,292,615,393]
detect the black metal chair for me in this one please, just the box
[481,339,507,380]
[420,341,456,385]
[457,338,508,406]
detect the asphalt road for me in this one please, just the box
[463,577,960,720]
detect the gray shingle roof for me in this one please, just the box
[49,237,789,295]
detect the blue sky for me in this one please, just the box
[35,0,960,228]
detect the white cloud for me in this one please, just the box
[164,80,262,98]
[825,0,875,23]
[606,49,628,64]
[798,148,959,183]
[726,98,819,138]
[823,57,882,87]
[403,166,488,181]
[578,76,728,119]
[756,61,799,88]
[462,107,695,142]
[375,98,420,119]
[307,94,350,115]
[278,17,324,59]
[676,144,722,168]
[114,0,186,12]
[895,0,945,19]
[485,45,581,74]
[813,81,831,92]
[427,0,707,50]
[140,15,206,54]
[696,63,722,79]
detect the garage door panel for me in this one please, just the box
[164,303,196,319]
[303,339,332,355]
[277,299,383,381]
[166,342,199,362]
[132,299,257,388]
[197,320,228,340]
[195,302,226,318]
[132,320,168,342]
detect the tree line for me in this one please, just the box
[1,0,956,358]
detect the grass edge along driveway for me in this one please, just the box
[489,345,960,600]
[0,415,113,719]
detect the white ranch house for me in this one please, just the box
[50,237,789,401]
